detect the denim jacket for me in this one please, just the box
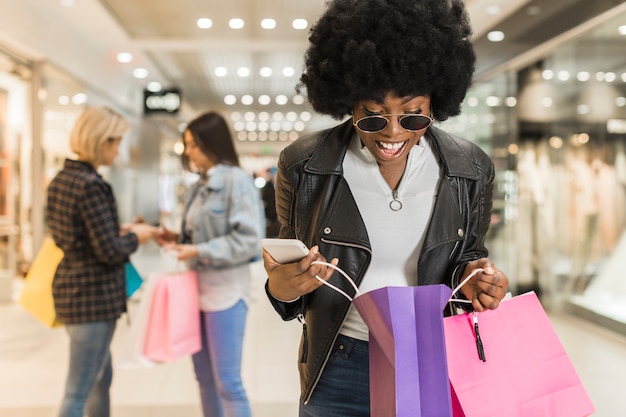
[181,164,265,271]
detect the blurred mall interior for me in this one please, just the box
[1,0,626,416]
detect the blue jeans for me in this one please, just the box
[192,300,251,417]
[300,334,370,417]
[58,319,117,417]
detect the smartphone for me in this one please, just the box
[262,238,310,264]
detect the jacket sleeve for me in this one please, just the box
[195,172,265,266]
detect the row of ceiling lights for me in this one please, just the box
[195,17,309,31]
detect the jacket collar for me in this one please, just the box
[304,119,480,180]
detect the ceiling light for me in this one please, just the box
[557,71,570,81]
[505,97,517,107]
[72,93,87,105]
[241,95,253,105]
[282,67,295,77]
[60,0,75,7]
[485,5,501,15]
[618,25,626,36]
[300,111,312,121]
[293,95,305,105]
[224,95,237,105]
[485,96,500,107]
[487,31,505,42]
[116,52,133,63]
[58,95,70,105]
[275,95,288,105]
[577,72,591,82]
[605,72,616,82]
[258,95,271,105]
[237,67,250,77]
[258,122,269,132]
[466,97,478,107]
[229,18,245,29]
[292,19,308,30]
[197,18,213,29]
[147,82,162,92]
[258,112,270,121]
[615,97,626,107]
[542,70,554,80]
[133,68,149,79]
[259,67,273,77]
[244,112,256,121]
[261,19,276,30]
[214,67,228,77]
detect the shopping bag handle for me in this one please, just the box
[447,268,484,305]
[311,261,484,305]
[311,261,360,302]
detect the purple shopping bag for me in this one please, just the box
[353,285,453,417]
[313,261,453,417]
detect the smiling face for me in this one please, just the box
[352,92,431,170]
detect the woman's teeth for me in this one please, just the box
[377,140,406,156]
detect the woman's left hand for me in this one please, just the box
[163,243,199,261]
[459,258,509,312]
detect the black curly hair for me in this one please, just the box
[298,0,476,121]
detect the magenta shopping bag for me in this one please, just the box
[444,292,595,417]
[143,270,202,362]
[313,261,453,417]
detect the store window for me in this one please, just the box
[453,5,626,330]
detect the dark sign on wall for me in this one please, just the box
[143,88,181,115]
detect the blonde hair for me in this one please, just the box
[69,106,130,164]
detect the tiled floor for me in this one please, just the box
[2,243,625,416]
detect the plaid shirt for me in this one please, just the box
[46,159,138,324]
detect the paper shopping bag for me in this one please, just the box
[444,292,595,417]
[18,237,63,327]
[352,284,454,417]
[124,262,143,298]
[143,270,202,362]
[117,273,161,369]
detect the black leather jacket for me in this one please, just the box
[265,119,494,403]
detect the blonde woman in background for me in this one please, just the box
[46,106,157,417]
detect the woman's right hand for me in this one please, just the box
[263,245,338,301]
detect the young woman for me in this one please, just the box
[156,111,265,417]
[46,106,157,417]
[262,1,510,416]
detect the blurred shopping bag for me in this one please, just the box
[118,272,161,368]
[143,270,202,362]
[444,291,595,417]
[312,261,453,417]
[18,237,63,328]
[124,262,143,298]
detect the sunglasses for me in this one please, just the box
[353,113,433,133]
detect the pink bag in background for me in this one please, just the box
[444,291,595,417]
[143,270,202,362]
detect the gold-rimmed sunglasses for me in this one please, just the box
[353,113,433,133]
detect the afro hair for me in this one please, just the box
[298,0,476,121]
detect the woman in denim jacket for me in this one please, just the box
[156,111,265,417]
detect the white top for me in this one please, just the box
[340,133,440,340]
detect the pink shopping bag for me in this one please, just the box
[444,291,595,417]
[143,270,202,362]
[313,261,454,417]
